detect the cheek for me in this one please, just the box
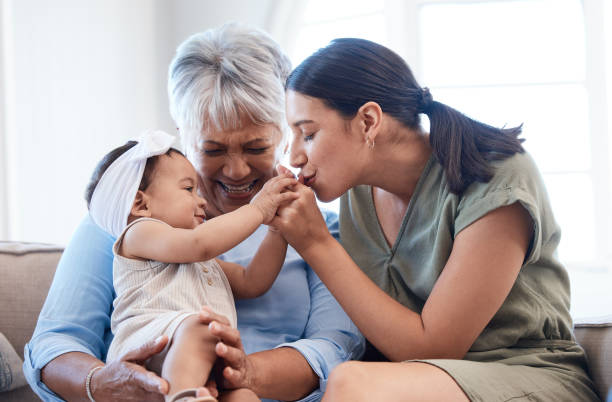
[196,156,223,181]
[302,142,319,165]
[250,153,277,178]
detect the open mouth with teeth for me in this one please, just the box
[218,180,257,195]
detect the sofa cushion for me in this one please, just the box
[0,242,63,369]
[574,316,612,400]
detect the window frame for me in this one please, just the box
[387,0,611,271]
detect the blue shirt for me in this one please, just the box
[24,212,364,402]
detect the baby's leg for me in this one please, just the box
[163,315,217,400]
[219,388,260,402]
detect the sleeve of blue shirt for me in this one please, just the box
[275,210,365,400]
[23,215,116,401]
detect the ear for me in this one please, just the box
[130,190,152,218]
[356,101,383,143]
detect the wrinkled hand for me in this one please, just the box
[250,169,298,224]
[199,306,256,392]
[90,336,169,401]
[272,181,332,254]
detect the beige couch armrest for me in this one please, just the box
[0,241,63,401]
[574,315,612,401]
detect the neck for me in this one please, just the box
[362,126,432,201]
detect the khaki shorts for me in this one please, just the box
[413,343,600,402]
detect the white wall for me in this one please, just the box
[0,0,278,244]
[0,0,8,240]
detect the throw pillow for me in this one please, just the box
[0,332,26,392]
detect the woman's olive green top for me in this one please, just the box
[339,151,574,352]
[339,151,600,401]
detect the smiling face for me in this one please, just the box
[190,121,283,217]
[141,152,207,229]
[286,90,366,202]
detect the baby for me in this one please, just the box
[85,130,297,402]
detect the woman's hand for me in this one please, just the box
[272,181,334,254]
[250,170,298,224]
[199,307,255,391]
[199,306,320,400]
[90,336,170,401]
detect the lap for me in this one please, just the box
[324,355,599,402]
[423,357,599,402]
[323,361,469,402]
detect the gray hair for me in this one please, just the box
[168,23,292,153]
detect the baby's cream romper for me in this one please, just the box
[106,217,237,369]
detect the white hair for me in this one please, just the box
[168,23,292,155]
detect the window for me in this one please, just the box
[291,0,387,62]
[291,0,612,318]
[285,0,390,212]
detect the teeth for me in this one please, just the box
[220,181,255,193]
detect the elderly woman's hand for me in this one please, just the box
[199,307,256,391]
[272,181,334,254]
[90,336,170,401]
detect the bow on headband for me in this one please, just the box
[89,130,178,237]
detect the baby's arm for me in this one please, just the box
[121,174,297,264]
[217,229,288,299]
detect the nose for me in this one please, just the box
[196,194,208,210]
[222,154,251,180]
[290,140,307,170]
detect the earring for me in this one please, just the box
[366,137,375,149]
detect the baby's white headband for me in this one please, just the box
[89,130,178,238]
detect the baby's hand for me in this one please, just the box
[250,171,298,224]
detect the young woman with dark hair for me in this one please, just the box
[275,38,600,401]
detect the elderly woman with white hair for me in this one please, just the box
[24,23,364,402]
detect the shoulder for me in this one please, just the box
[114,217,169,258]
[460,152,544,207]
[491,151,541,182]
[455,151,552,245]
[57,215,116,278]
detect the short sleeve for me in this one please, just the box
[454,153,547,265]
[23,215,115,400]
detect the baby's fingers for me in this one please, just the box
[276,164,295,177]
[276,191,300,204]
[271,176,298,191]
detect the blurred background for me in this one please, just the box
[1,0,610,318]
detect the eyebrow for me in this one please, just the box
[292,119,315,128]
[179,177,195,184]
[203,138,270,146]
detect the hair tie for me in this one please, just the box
[418,87,434,113]
[89,130,177,237]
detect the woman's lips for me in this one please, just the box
[301,173,316,187]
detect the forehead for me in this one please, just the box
[201,122,282,145]
[285,91,331,124]
[152,152,196,179]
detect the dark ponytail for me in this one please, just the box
[286,38,524,194]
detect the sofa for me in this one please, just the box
[1,240,611,401]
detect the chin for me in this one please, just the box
[312,186,341,203]
[216,195,254,214]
